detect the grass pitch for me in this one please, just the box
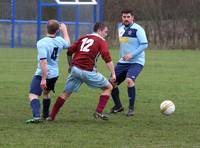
[0,48,200,148]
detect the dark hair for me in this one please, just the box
[93,22,106,32]
[47,20,59,34]
[121,9,134,16]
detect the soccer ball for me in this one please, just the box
[160,100,175,115]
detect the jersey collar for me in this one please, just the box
[90,33,105,41]
[123,23,134,30]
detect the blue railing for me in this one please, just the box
[0,0,103,48]
[0,20,93,47]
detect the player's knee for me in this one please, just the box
[106,82,113,91]
[126,78,135,87]
[111,81,117,88]
[42,91,49,98]
[104,83,113,92]
[29,93,39,101]
[60,91,71,100]
[101,83,113,96]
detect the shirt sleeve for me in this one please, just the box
[37,42,47,60]
[67,39,79,56]
[132,44,148,57]
[137,27,148,44]
[100,41,112,63]
[131,27,148,57]
[59,37,70,49]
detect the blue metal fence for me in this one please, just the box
[0,0,103,48]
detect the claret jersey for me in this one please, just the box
[67,33,112,71]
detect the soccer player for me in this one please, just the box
[110,9,148,116]
[26,20,70,123]
[48,22,116,121]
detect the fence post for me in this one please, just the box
[37,0,42,42]
[11,0,15,48]
[93,3,97,23]
[75,5,80,40]
[18,23,22,47]
[99,0,103,21]
[57,4,61,21]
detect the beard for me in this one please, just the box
[123,21,131,27]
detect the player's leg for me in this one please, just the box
[42,90,50,119]
[125,78,135,116]
[110,63,127,113]
[93,82,113,120]
[126,63,143,116]
[84,71,112,120]
[26,76,43,123]
[42,77,58,119]
[49,68,82,121]
[49,91,72,120]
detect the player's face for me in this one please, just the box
[100,27,108,38]
[122,13,134,26]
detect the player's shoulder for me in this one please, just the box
[55,36,64,41]
[89,33,106,41]
[37,37,48,46]
[78,34,89,40]
[131,23,144,31]
[118,23,124,29]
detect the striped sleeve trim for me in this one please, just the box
[40,58,47,60]
[140,43,148,45]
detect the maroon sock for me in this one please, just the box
[96,95,109,113]
[50,96,65,120]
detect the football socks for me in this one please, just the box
[50,96,65,120]
[43,98,51,119]
[111,87,122,108]
[96,95,109,113]
[128,86,135,110]
[30,99,40,118]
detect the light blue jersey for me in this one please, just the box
[35,36,70,79]
[118,23,148,65]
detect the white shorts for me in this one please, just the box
[64,66,109,92]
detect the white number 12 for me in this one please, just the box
[80,38,94,52]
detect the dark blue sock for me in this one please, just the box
[30,99,40,118]
[111,87,122,108]
[128,86,136,110]
[43,98,51,118]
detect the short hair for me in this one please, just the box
[121,9,134,16]
[47,20,59,34]
[93,22,106,32]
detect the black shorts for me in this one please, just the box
[29,75,58,96]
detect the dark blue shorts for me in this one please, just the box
[114,63,143,85]
[29,75,58,96]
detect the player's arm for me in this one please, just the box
[60,23,71,46]
[40,59,47,90]
[123,28,148,61]
[123,43,148,61]
[37,42,48,90]
[100,42,116,82]
[106,61,116,83]
[66,40,79,72]
[131,28,148,57]
[67,55,72,73]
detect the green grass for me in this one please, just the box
[0,48,200,148]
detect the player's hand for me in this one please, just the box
[110,73,116,83]
[68,66,71,73]
[59,23,67,32]
[123,53,132,61]
[40,79,47,91]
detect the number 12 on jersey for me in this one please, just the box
[80,38,94,52]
